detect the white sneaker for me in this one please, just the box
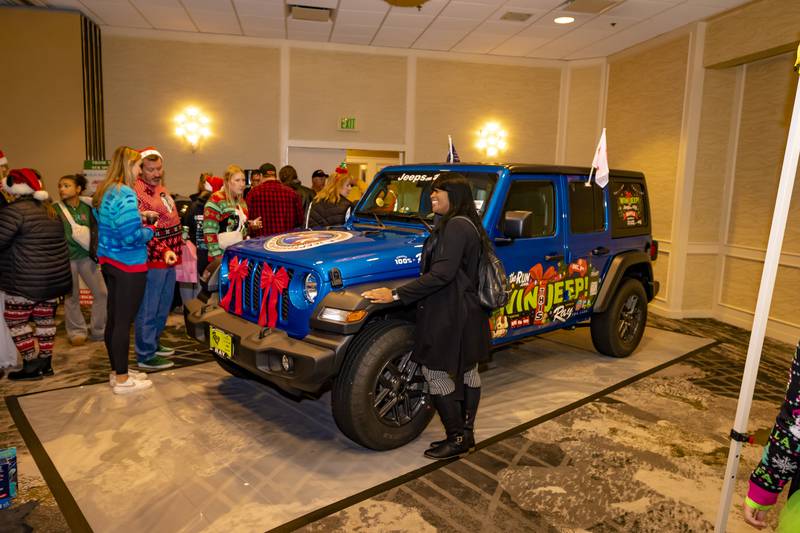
[108,369,149,387]
[113,378,153,395]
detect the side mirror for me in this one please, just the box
[503,210,533,239]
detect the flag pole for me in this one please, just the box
[714,48,800,532]
[585,166,595,187]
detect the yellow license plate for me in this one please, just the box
[209,326,234,359]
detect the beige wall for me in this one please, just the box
[1,8,85,193]
[414,59,561,164]
[103,36,280,196]
[682,254,717,311]
[606,35,690,243]
[289,50,406,145]
[564,65,603,167]
[689,67,737,244]
[705,0,800,68]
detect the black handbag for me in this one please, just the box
[454,216,511,310]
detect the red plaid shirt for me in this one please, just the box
[246,180,304,237]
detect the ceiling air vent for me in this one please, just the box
[561,0,621,15]
[500,11,533,22]
[289,4,332,23]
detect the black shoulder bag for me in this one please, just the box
[453,216,511,310]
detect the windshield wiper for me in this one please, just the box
[370,211,386,229]
[416,214,432,232]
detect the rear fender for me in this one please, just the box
[593,252,656,313]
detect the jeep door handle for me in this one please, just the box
[592,246,610,256]
[544,253,564,262]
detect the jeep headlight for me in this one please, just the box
[319,307,367,323]
[303,273,318,302]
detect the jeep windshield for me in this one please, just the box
[355,170,498,222]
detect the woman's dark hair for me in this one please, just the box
[431,173,485,237]
[59,173,88,194]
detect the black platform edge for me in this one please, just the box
[5,394,94,533]
[269,338,719,532]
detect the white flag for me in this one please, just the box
[592,128,609,188]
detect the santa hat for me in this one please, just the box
[139,146,163,160]
[4,168,48,201]
[204,175,223,193]
[0,150,7,166]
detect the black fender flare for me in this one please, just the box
[593,252,657,313]
[309,277,417,336]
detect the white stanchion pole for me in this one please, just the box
[714,71,800,532]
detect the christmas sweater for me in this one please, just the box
[748,343,800,508]
[134,178,182,268]
[95,185,153,270]
[203,191,248,260]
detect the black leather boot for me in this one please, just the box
[425,394,469,460]
[40,356,54,377]
[462,386,481,450]
[8,358,43,381]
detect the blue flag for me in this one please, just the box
[447,135,460,163]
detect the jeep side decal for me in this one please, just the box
[490,258,600,338]
[264,230,354,252]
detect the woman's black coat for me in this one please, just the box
[396,216,489,381]
[306,195,353,228]
[0,197,72,301]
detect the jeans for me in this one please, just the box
[134,267,176,363]
[64,257,107,340]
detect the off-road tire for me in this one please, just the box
[590,278,648,358]
[332,319,433,450]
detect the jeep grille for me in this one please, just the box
[234,258,294,326]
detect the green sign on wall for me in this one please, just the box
[339,116,357,131]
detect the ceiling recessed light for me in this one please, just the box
[554,16,575,24]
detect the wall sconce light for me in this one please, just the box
[174,106,211,152]
[476,122,508,159]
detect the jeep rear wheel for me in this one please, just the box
[590,278,648,358]
[332,320,434,450]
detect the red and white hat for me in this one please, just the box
[4,168,48,201]
[139,146,163,160]
[204,175,223,193]
[0,150,7,166]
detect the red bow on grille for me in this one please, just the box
[221,257,249,314]
[259,263,289,328]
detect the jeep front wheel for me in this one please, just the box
[590,278,648,358]
[332,320,434,450]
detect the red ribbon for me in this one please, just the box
[220,257,249,314]
[524,263,559,325]
[259,263,289,328]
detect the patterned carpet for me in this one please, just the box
[0,312,794,532]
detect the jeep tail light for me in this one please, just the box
[647,240,659,261]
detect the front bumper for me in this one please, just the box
[185,296,351,395]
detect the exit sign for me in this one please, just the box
[338,116,357,131]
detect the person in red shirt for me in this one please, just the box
[133,147,180,370]
[246,162,303,237]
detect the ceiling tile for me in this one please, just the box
[532,27,613,58]
[338,0,390,12]
[429,17,481,32]
[502,0,564,9]
[604,0,674,20]
[519,23,574,39]
[451,31,509,53]
[182,0,233,12]
[413,28,467,50]
[233,0,285,18]
[331,32,374,45]
[332,23,378,37]
[189,8,242,34]
[286,0,337,8]
[241,22,286,39]
[694,0,750,6]
[335,9,386,26]
[239,15,285,31]
[372,26,424,47]
[383,11,435,28]
[579,15,639,32]
[135,6,196,31]
[440,1,498,20]
[288,18,333,34]
[80,0,151,28]
[490,34,552,56]
[476,20,530,35]
[488,6,544,23]
[648,3,723,27]
[392,0,447,17]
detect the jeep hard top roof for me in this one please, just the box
[387,163,645,180]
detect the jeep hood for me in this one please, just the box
[230,228,427,281]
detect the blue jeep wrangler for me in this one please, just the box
[185,164,659,450]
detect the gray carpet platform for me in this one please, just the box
[12,327,712,532]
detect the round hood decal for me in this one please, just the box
[264,230,354,252]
